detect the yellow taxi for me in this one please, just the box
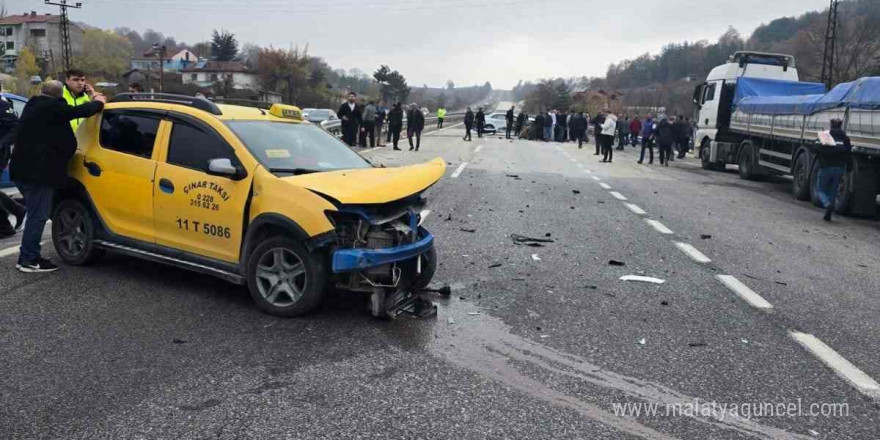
[53,93,445,318]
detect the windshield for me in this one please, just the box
[305,110,330,121]
[226,121,371,173]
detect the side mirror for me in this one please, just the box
[207,158,241,179]
[693,83,706,109]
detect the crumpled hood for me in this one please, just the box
[283,157,446,204]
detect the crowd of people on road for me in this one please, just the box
[337,91,437,152]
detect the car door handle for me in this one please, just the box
[159,178,175,194]
[83,160,102,177]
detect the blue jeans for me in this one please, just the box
[15,182,54,264]
[816,167,844,209]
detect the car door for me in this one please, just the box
[153,115,252,263]
[80,109,164,243]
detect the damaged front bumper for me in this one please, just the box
[331,227,434,273]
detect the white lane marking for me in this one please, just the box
[790,331,880,398]
[624,203,647,215]
[451,162,468,179]
[0,240,47,259]
[569,158,578,163]
[418,210,431,226]
[599,183,612,190]
[609,191,627,201]
[590,176,601,181]
[474,144,483,153]
[645,219,673,234]
[674,242,712,264]
[716,275,773,310]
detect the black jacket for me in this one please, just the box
[506,109,514,122]
[558,113,568,128]
[476,111,485,126]
[817,128,852,169]
[655,119,676,146]
[464,110,474,127]
[408,109,425,131]
[569,114,587,135]
[337,102,362,128]
[516,113,526,127]
[388,106,404,129]
[10,95,104,188]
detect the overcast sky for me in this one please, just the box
[7,0,831,89]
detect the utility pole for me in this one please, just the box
[44,1,82,72]
[820,0,840,89]
[148,43,167,92]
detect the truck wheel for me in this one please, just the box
[834,171,854,215]
[738,144,756,180]
[246,237,326,317]
[792,152,812,201]
[809,161,822,207]
[51,199,105,266]
[701,140,723,171]
[411,246,437,290]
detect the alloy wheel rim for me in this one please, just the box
[256,248,307,307]
[58,209,87,257]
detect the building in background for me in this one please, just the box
[130,48,199,73]
[0,11,83,72]
[181,60,258,90]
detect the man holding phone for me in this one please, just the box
[62,68,94,132]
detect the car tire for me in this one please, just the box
[52,199,105,266]
[809,160,822,207]
[246,237,326,317]
[792,152,812,201]
[701,140,723,171]
[834,170,854,215]
[738,144,756,180]
[411,246,437,290]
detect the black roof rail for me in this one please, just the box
[210,98,273,110]
[110,93,223,115]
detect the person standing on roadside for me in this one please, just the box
[407,104,425,151]
[616,115,628,150]
[570,111,587,149]
[678,116,693,158]
[816,119,852,222]
[62,68,95,133]
[601,113,617,163]
[638,114,655,164]
[656,116,675,166]
[436,106,447,129]
[388,102,404,150]
[476,107,486,138]
[534,111,545,141]
[629,115,642,147]
[337,92,362,147]
[0,97,25,238]
[9,80,106,272]
[557,110,568,142]
[463,107,474,141]
[375,102,387,147]
[505,105,515,139]
[360,101,377,148]
[592,112,605,155]
[515,110,526,139]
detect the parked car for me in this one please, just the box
[302,108,338,123]
[1,93,28,188]
[483,112,508,135]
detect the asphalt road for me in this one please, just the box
[2,127,880,439]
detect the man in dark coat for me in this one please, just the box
[337,92,362,147]
[515,111,526,139]
[9,80,105,272]
[407,105,425,151]
[0,97,25,238]
[463,107,474,141]
[655,117,675,166]
[570,112,587,149]
[816,119,852,221]
[505,106,515,139]
[476,108,486,138]
[387,102,404,150]
[592,112,605,155]
[678,116,693,158]
[534,112,545,141]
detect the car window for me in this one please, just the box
[225,121,371,172]
[167,121,237,172]
[99,111,161,159]
[9,99,25,116]
[704,83,717,103]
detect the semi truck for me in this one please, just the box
[693,51,880,216]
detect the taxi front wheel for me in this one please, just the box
[51,199,105,266]
[246,237,326,317]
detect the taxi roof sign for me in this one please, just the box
[269,104,304,121]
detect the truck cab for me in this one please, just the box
[694,52,799,161]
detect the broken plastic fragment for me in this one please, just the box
[531,254,542,261]
[620,275,665,284]
[467,312,482,316]
[638,338,646,345]
[447,317,455,324]
[608,260,625,266]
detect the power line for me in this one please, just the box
[44,0,82,72]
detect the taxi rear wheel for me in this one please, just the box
[246,237,326,317]
[51,199,104,265]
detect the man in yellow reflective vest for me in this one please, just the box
[436,106,446,129]
[62,68,95,133]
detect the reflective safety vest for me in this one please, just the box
[63,86,91,132]
[437,108,446,119]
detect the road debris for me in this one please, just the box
[688,342,708,347]
[774,281,788,286]
[173,338,187,344]
[447,317,455,324]
[511,234,555,245]
[467,312,482,316]
[444,214,452,221]
[700,234,712,239]
[583,285,598,290]
[620,275,666,284]
[572,190,581,194]
[488,263,502,269]
[661,300,669,306]
[545,233,552,237]
[638,338,646,345]
[741,339,749,344]
[531,254,542,261]
[540,335,550,339]
[608,260,626,266]
[460,228,477,233]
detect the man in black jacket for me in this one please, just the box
[388,103,404,150]
[592,113,605,155]
[515,111,526,139]
[0,97,25,238]
[570,112,587,149]
[816,119,852,221]
[337,92,362,147]
[463,107,474,141]
[655,117,675,166]
[9,80,105,272]
[407,105,425,151]
[505,106,515,139]
[476,108,486,138]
